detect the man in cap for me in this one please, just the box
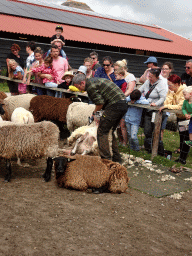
[139,56,158,84]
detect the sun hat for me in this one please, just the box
[77,65,87,75]
[144,56,158,64]
[62,71,74,80]
[55,25,63,31]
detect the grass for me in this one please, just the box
[0,68,9,92]
[119,127,192,169]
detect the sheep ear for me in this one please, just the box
[68,158,76,162]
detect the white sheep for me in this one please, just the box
[0,121,59,182]
[0,93,36,120]
[11,107,34,124]
[66,102,96,132]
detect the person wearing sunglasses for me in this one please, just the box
[181,59,192,86]
[94,56,116,82]
[90,51,101,71]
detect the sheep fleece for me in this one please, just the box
[56,155,129,193]
[29,95,72,122]
[0,121,59,159]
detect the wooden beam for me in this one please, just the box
[151,111,163,160]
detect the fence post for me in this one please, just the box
[151,111,163,160]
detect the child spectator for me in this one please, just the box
[57,71,74,98]
[182,86,192,146]
[28,56,59,97]
[125,89,149,151]
[115,67,128,146]
[48,25,66,59]
[8,59,26,94]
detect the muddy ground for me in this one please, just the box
[0,140,192,256]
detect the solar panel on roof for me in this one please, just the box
[0,0,171,41]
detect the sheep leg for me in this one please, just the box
[43,157,53,182]
[4,160,12,182]
[71,135,86,155]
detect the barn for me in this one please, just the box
[1,0,192,76]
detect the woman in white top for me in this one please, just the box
[113,59,136,146]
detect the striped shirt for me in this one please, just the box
[85,78,126,107]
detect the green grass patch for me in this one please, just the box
[0,68,9,92]
[119,127,192,169]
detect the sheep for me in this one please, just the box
[54,155,129,193]
[66,102,96,132]
[0,121,59,182]
[0,91,7,100]
[11,107,34,124]
[66,125,98,155]
[0,93,36,120]
[29,95,81,138]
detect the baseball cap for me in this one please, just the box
[144,56,158,64]
[77,65,87,75]
[56,25,63,31]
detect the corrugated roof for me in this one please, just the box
[0,0,170,41]
[1,14,192,57]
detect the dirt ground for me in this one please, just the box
[0,141,192,256]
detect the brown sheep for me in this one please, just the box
[54,155,129,193]
[29,95,80,123]
[0,91,7,100]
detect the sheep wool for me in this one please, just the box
[55,155,129,193]
[66,102,96,132]
[1,94,36,120]
[11,107,34,124]
[29,95,74,123]
[0,91,7,100]
[0,121,59,160]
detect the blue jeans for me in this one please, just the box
[45,82,58,97]
[126,122,140,151]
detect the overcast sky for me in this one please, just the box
[26,0,192,40]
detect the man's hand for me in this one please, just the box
[150,102,157,107]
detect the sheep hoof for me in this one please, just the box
[43,173,51,182]
[70,151,76,156]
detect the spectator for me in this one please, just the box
[181,59,192,86]
[160,62,174,139]
[8,59,26,94]
[114,67,128,146]
[126,89,149,151]
[113,59,136,97]
[159,74,188,164]
[29,56,59,97]
[6,43,25,95]
[94,56,116,82]
[139,68,168,155]
[22,41,36,93]
[84,57,95,78]
[47,35,66,59]
[40,45,68,96]
[139,56,158,84]
[26,47,46,95]
[57,71,74,98]
[72,74,128,164]
[90,51,101,71]
[77,65,87,76]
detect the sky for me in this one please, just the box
[23,0,192,40]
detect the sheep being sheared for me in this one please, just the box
[54,155,129,193]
